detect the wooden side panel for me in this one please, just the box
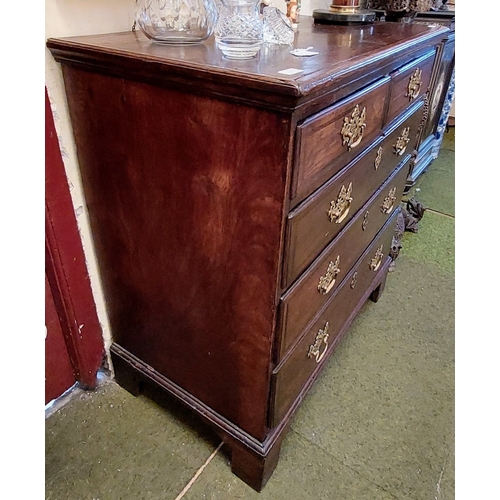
[62,67,291,440]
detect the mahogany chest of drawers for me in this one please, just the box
[47,19,449,491]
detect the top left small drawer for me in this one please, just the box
[290,77,390,207]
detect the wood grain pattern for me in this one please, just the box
[62,66,291,439]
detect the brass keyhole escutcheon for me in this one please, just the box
[318,256,341,295]
[370,245,384,271]
[350,272,358,289]
[341,104,366,150]
[406,68,422,101]
[374,146,383,170]
[328,183,353,224]
[362,210,369,231]
[381,187,397,214]
[308,322,329,363]
[393,127,411,156]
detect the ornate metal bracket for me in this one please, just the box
[308,322,329,363]
[381,187,397,214]
[318,256,341,295]
[393,127,411,156]
[328,183,353,223]
[406,67,423,101]
[341,104,366,150]
[369,245,384,271]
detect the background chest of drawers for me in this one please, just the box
[369,9,456,191]
[409,13,455,191]
[47,19,449,491]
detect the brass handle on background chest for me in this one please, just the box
[328,183,353,223]
[381,187,397,214]
[318,256,341,295]
[308,322,329,363]
[341,104,366,150]
[393,127,411,156]
[406,68,423,101]
[369,245,384,272]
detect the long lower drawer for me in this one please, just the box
[276,155,411,362]
[270,209,399,427]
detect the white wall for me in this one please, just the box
[45,0,136,362]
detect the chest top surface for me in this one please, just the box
[47,18,448,111]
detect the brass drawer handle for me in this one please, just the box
[341,104,366,150]
[406,68,423,101]
[381,186,397,214]
[328,182,353,223]
[370,245,384,272]
[308,322,329,363]
[318,256,341,295]
[393,127,411,156]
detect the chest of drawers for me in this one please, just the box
[47,19,449,491]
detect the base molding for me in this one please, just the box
[111,344,271,452]
[110,343,289,491]
[110,255,392,491]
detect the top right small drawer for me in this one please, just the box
[385,50,437,127]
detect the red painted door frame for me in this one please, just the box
[45,270,75,404]
[45,86,104,401]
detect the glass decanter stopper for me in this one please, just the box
[263,5,294,45]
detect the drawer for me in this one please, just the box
[291,77,390,206]
[270,209,399,427]
[282,102,422,288]
[385,50,436,127]
[277,154,411,361]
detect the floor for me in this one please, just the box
[46,128,455,500]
